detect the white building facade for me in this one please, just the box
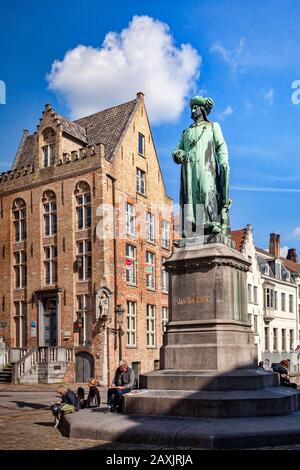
[232,226,300,372]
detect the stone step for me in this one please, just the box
[124,387,300,418]
[62,408,300,449]
[140,368,279,391]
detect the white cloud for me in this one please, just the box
[232,186,300,193]
[281,246,289,258]
[216,105,234,121]
[210,38,246,73]
[47,15,201,124]
[263,88,274,106]
[293,227,300,236]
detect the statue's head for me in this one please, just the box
[190,96,214,122]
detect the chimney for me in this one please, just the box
[269,233,280,259]
[287,248,298,263]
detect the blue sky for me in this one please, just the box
[1,0,300,254]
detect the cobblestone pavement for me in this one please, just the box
[1,386,300,450]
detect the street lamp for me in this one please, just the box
[115,305,125,362]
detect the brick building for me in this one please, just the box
[0,92,173,385]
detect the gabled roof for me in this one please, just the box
[12,134,36,170]
[231,228,247,253]
[12,98,138,170]
[283,258,300,274]
[75,99,137,161]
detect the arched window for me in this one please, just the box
[42,190,57,236]
[13,199,26,242]
[75,182,91,230]
[42,128,56,167]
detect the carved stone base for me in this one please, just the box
[161,242,257,371]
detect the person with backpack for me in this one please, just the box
[51,385,80,427]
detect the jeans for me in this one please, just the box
[107,388,132,411]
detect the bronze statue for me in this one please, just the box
[173,96,231,237]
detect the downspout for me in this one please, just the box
[106,174,117,386]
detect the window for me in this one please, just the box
[273,328,278,351]
[162,220,170,249]
[44,246,57,284]
[14,301,27,347]
[264,287,274,308]
[248,313,252,326]
[126,301,137,347]
[281,293,286,311]
[14,251,27,288]
[282,329,286,351]
[254,315,258,334]
[126,203,136,237]
[289,294,294,313]
[77,295,92,346]
[43,144,55,167]
[75,182,91,230]
[264,327,269,351]
[76,240,92,281]
[138,132,145,156]
[248,284,252,303]
[13,199,26,242]
[136,168,146,195]
[290,329,294,351]
[162,306,169,332]
[146,251,155,289]
[253,286,258,305]
[146,212,155,242]
[161,257,168,293]
[274,291,278,310]
[126,244,137,285]
[147,304,156,347]
[262,263,269,275]
[43,191,57,236]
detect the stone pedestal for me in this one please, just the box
[160,242,257,371]
[123,239,300,418]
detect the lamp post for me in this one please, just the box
[115,305,125,363]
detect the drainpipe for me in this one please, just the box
[106,174,117,386]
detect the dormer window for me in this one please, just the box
[41,128,56,167]
[43,144,55,167]
[262,263,269,275]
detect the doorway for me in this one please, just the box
[75,352,94,382]
[43,298,57,347]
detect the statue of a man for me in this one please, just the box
[173,96,231,237]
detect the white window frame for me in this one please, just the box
[162,306,169,332]
[126,301,137,347]
[146,251,155,290]
[161,257,168,293]
[126,203,136,237]
[162,220,170,249]
[136,168,146,195]
[138,132,145,156]
[147,304,156,348]
[43,144,55,167]
[126,244,137,285]
[146,212,155,243]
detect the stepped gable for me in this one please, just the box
[11,98,138,170]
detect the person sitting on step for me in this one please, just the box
[107,360,135,412]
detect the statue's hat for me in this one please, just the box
[189,96,214,115]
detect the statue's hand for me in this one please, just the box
[173,149,186,164]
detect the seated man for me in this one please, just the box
[107,360,135,412]
[86,378,101,408]
[272,360,297,389]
